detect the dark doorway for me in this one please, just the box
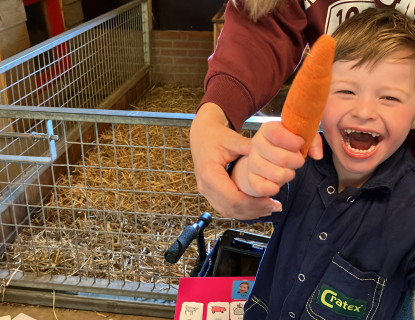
[152,0,225,30]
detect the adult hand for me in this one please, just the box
[190,103,281,220]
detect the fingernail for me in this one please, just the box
[267,204,282,212]
[273,206,282,212]
[269,199,282,212]
[311,147,323,160]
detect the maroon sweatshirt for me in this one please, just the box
[200,0,415,132]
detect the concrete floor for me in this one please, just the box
[0,303,173,320]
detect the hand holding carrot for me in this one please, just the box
[231,35,336,198]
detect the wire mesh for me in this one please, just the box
[0,0,275,312]
[0,4,147,109]
[0,107,274,297]
[0,0,150,253]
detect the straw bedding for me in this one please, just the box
[3,83,272,284]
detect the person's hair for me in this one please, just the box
[231,0,285,21]
[332,8,415,68]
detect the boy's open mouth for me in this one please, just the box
[342,129,381,154]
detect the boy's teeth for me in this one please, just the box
[343,128,380,153]
[344,140,376,153]
[344,128,379,137]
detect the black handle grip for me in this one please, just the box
[164,212,212,264]
[164,226,198,264]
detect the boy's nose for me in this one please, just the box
[351,99,378,120]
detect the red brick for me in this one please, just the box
[152,30,188,40]
[151,56,174,64]
[188,31,213,41]
[150,30,211,86]
[173,41,201,49]
[151,39,173,48]
[160,48,188,56]
[174,57,208,65]
[199,41,214,50]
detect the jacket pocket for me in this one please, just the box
[244,295,269,320]
[303,253,386,320]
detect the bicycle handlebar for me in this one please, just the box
[164,212,212,264]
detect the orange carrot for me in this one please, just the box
[281,35,336,157]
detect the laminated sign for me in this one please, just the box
[175,277,255,320]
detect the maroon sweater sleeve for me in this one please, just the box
[199,0,308,132]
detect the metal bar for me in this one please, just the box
[0,105,279,129]
[0,155,51,164]
[0,271,177,300]
[2,287,175,318]
[47,119,57,161]
[0,132,59,141]
[141,2,151,66]
[0,105,195,126]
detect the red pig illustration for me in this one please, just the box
[211,306,226,313]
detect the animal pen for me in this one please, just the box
[0,0,272,317]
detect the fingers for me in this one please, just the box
[197,163,281,219]
[239,153,292,197]
[190,103,278,219]
[244,121,305,196]
[190,105,307,220]
[261,121,304,153]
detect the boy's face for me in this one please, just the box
[239,283,249,293]
[320,49,415,189]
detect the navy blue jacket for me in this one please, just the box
[244,136,415,319]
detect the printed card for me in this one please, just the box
[206,302,229,320]
[179,302,204,320]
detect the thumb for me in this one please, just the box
[307,133,323,160]
[225,131,251,156]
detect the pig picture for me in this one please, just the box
[211,306,226,314]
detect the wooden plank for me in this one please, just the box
[0,0,27,31]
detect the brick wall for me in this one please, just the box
[150,30,213,87]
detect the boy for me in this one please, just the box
[230,8,415,319]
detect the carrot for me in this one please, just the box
[281,34,336,157]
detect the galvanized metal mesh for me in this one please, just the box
[0,1,148,109]
[0,0,274,315]
[0,107,273,312]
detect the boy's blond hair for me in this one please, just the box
[332,8,415,68]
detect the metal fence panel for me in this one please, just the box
[0,106,276,315]
[0,0,277,316]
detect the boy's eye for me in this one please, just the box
[381,96,400,102]
[337,90,354,95]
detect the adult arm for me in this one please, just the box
[190,0,315,219]
[200,0,309,131]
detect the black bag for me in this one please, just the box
[164,213,269,277]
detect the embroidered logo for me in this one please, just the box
[317,284,367,319]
